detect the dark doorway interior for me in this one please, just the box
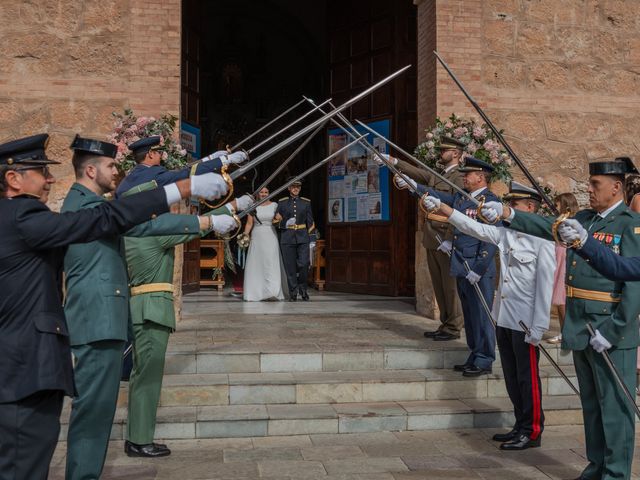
[181,0,416,296]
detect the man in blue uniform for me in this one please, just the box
[481,157,640,480]
[411,156,500,377]
[115,136,247,197]
[0,134,209,480]
[275,179,317,301]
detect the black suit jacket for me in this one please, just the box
[275,196,316,245]
[0,188,168,402]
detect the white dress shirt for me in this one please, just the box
[449,209,556,336]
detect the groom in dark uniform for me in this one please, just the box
[275,178,317,301]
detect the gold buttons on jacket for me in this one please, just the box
[151,214,157,219]
[115,289,121,295]
[572,261,577,266]
[568,275,573,280]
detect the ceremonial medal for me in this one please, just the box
[612,234,621,254]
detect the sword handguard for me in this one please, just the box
[476,195,499,225]
[392,173,410,190]
[201,165,235,210]
[219,214,242,241]
[418,192,437,216]
[551,210,582,249]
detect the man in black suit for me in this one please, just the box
[0,133,227,480]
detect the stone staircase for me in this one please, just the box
[59,292,582,440]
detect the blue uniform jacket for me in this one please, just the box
[276,196,317,245]
[417,184,500,278]
[115,158,223,198]
[578,236,640,282]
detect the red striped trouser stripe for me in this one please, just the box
[529,344,542,440]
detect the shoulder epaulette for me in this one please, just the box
[278,197,289,202]
[300,197,311,202]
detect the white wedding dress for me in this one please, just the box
[243,203,288,301]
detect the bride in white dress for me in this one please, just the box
[243,187,288,301]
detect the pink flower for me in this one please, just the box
[426,132,434,140]
[161,151,168,161]
[159,135,165,145]
[445,121,453,129]
[453,127,467,138]
[466,141,478,154]
[473,126,486,139]
[136,117,149,128]
[180,148,187,156]
[116,141,128,154]
[483,139,498,151]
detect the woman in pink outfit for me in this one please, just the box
[547,193,578,345]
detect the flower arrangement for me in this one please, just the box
[414,114,513,183]
[108,108,188,175]
[535,177,558,216]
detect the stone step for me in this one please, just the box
[59,395,583,440]
[164,343,575,375]
[113,365,579,408]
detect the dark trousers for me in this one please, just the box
[496,326,544,439]
[456,275,496,370]
[0,390,64,480]
[66,340,125,480]
[281,242,309,294]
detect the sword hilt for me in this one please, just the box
[418,192,438,216]
[475,195,499,225]
[201,165,235,210]
[392,173,410,190]
[551,210,582,249]
[219,214,243,241]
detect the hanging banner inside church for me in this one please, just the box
[327,119,390,223]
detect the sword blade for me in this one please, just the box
[231,98,306,151]
[518,321,580,396]
[230,64,412,181]
[586,323,640,420]
[433,51,558,215]
[354,119,478,206]
[246,98,332,155]
[238,134,366,220]
[252,119,328,197]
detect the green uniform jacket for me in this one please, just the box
[62,183,201,346]
[124,205,228,330]
[508,203,640,350]
[396,159,465,249]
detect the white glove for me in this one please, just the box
[395,175,417,190]
[191,173,228,200]
[480,201,503,223]
[202,150,229,161]
[210,215,238,235]
[374,153,398,167]
[310,241,316,250]
[437,240,452,255]
[465,270,481,285]
[558,219,588,247]
[525,330,543,346]
[285,218,296,227]
[233,194,254,212]
[589,329,612,353]
[422,195,441,212]
[221,151,248,166]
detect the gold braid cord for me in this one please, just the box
[475,195,499,225]
[552,210,582,248]
[201,164,234,210]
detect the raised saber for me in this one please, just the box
[237,134,366,220]
[252,119,329,197]
[585,323,640,420]
[354,120,479,206]
[230,64,412,181]
[245,98,333,155]
[230,98,306,151]
[434,50,559,216]
[518,321,580,396]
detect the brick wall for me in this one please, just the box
[0,0,182,210]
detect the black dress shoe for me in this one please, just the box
[462,365,492,377]
[289,294,297,302]
[125,440,171,457]
[433,331,459,341]
[500,434,540,450]
[492,428,519,442]
[453,363,472,372]
[424,329,441,338]
[300,291,309,301]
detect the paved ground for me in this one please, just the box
[49,425,640,479]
